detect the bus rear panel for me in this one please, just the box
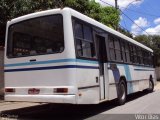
[5,8,78,104]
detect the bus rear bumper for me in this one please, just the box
[5,94,76,104]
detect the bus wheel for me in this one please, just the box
[117,80,127,105]
[148,77,154,92]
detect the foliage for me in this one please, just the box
[56,0,120,28]
[134,35,160,54]
[0,0,55,45]
[119,27,133,38]
[135,35,160,66]
[87,0,120,29]
[64,0,90,14]
[0,0,120,46]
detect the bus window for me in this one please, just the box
[137,47,143,64]
[125,43,130,63]
[12,32,31,56]
[114,39,122,62]
[74,23,83,56]
[143,50,147,65]
[150,53,154,66]
[74,21,95,59]
[121,41,126,62]
[7,14,64,58]
[109,36,116,61]
[133,46,137,63]
[84,25,92,41]
[129,44,134,63]
[146,52,150,66]
[75,23,83,38]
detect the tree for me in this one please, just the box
[0,0,120,46]
[134,35,151,47]
[63,0,90,13]
[135,35,160,66]
[87,0,120,29]
[119,27,133,38]
[56,0,120,28]
[0,0,55,46]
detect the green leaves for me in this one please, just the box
[0,0,120,29]
[87,0,120,29]
[0,0,120,46]
[135,35,160,66]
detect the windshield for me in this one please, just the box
[7,14,64,58]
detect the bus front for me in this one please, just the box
[4,8,77,104]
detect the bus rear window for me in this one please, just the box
[7,14,64,58]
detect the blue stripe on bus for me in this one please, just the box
[116,64,132,80]
[116,64,133,93]
[76,59,98,64]
[4,65,99,72]
[116,64,154,94]
[124,65,132,81]
[4,59,98,67]
[124,65,133,94]
[134,65,154,69]
[134,69,155,71]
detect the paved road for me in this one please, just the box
[0,89,160,120]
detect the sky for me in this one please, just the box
[96,0,160,36]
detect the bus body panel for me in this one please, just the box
[4,7,156,104]
[108,63,155,100]
[5,8,78,104]
[5,94,76,104]
[76,61,100,104]
[5,67,77,87]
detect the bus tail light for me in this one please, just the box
[5,88,15,93]
[28,88,40,94]
[53,88,68,93]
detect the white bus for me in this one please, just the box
[4,7,156,105]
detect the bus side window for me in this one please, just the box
[146,52,150,66]
[137,47,142,64]
[74,23,83,56]
[129,44,133,63]
[114,38,122,62]
[133,46,137,63]
[143,50,147,65]
[121,41,125,62]
[140,48,143,64]
[150,53,154,67]
[136,47,139,64]
[74,21,96,59]
[82,25,94,58]
[109,36,116,61]
[125,42,130,63]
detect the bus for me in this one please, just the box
[4,7,156,105]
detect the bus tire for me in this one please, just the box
[148,76,154,92]
[117,80,127,105]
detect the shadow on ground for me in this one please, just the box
[0,91,152,120]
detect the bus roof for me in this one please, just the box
[8,7,153,52]
[8,8,62,24]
